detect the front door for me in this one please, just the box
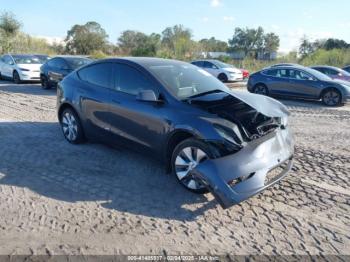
[107,63,168,154]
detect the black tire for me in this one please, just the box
[13,71,21,84]
[322,89,342,106]
[41,75,51,89]
[253,84,269,96]
[60,108,85,144]
[171,138,217,194]
[0,72,2,80]
[218,73,228,83]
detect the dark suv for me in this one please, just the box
[57,57,294,208]
[40,56,92,89]
[248,65,350,106]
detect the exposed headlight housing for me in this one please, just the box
[213,124,243,147]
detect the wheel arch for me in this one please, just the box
[164,129,198,173]
[320,86,343,100]
[58,102,80,122]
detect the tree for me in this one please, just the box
[0,11,21,53]
[161,25,194,58]
[199,37,228,52]
[322,38,349,50]
[65,21,108,55]
[118,30,160,56]
[228,27,279,59]
[299,36,316,58]
[228,27,265,57]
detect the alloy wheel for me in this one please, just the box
[174,147,208,190]
[323,90,340,106]
[61,111,78,142]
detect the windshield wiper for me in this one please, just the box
[187,89,224,100]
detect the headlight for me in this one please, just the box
[19,68,30,71]
[214,124,242,147]
[281,116,288,128]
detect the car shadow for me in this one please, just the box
[0,80,56,96]
[0,121,218,221]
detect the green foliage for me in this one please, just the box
[89,50,108,59]
[199,37,228,52]
[11,33,54,54]
[161,25,194,59]
[65,21,108,55]
[0,11,21,53]
[301,48,350,67]
[118,30,160,57]
[228,27,279,58]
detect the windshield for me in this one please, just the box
[66,57,92,69]
[12,55,44,64]
[303,67,332,81]
[148,62,229,100]
[212,60,235,69]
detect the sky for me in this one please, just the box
[1,0,350,53]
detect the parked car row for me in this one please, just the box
[248,64,350,106]
[0,54,92,88]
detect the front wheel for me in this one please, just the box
[41,75,51,89]
[218,73,228,83]
[13,71,21,84]
[171,138,214,194]
[322,89,341,106]
[60,108,85,144]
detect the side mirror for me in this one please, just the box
[8,61,14,65]
[136,90,162,103]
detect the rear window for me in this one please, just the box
[78,63,113,89]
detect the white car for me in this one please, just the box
[0,54,49,83]
[191,59,243,82]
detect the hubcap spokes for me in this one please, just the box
[324,91,339,105]
[175,147,208,190]
[62,112,78,141]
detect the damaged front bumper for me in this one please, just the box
[193,127,294,209]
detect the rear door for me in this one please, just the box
[263,68,295,96]
[76,62,113,139]
[287,69,321,98]
[48,58,71,83]
[1,55,14,78]
[107,63,168,153]
[202,61,219,77]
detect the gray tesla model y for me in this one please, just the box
[57,57,294,208]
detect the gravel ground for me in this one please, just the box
[0,80,349,256]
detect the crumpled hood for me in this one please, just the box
[225,89,290,117]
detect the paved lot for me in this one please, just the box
[0,80,349,255]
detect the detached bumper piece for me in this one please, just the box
[192,128,294,209]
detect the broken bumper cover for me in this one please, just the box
[193,127,294,209]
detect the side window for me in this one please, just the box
[326,68,338,76]
[3,55,13,65]
[55,59,68,69]
[203,61,216,69]
[78,63,113,89]
[297,71,314,80]
[264,69,278,76]
[115,64,155,95]
[276,69,288,78]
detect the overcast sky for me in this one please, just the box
[2,0,350,53]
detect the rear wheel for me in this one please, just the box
[218,73,228,83]
[253,84,269,95]
[41,75,51,89]
[322,89,341,106]
[60,108,85,144]
[171,138,214,194]
[13,71,21,84]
